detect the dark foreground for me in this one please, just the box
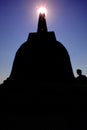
[0,81,87,130]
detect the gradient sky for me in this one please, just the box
[0,0,87,84]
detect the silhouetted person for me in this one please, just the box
[76,69,87,84]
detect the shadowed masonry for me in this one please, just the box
[9,12,74,83]
[0,12,87,129]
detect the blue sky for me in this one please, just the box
[0,0,87,83]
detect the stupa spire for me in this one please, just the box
[37,13,48,33]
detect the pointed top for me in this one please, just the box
[37,13,48,33]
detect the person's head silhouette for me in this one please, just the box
[77,69,82,76]
[76,69,87,84]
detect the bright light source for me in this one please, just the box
[38,7,47,15]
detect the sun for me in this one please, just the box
[37,7,47,15]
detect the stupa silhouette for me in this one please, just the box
[1,11,87,130]
[7,13,74,86]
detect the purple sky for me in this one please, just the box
[0,0,87,83]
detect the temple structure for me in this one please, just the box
[1,10,87,130]
[0,12,74,88]
[9,12,74,85]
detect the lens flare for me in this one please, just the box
[38,7,47,15]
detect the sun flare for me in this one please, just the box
[37,7,47,15]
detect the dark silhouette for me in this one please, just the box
[0,12,87,129]
[76,69,87,84]
[37,13,48,32]
[7,12,74,85]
